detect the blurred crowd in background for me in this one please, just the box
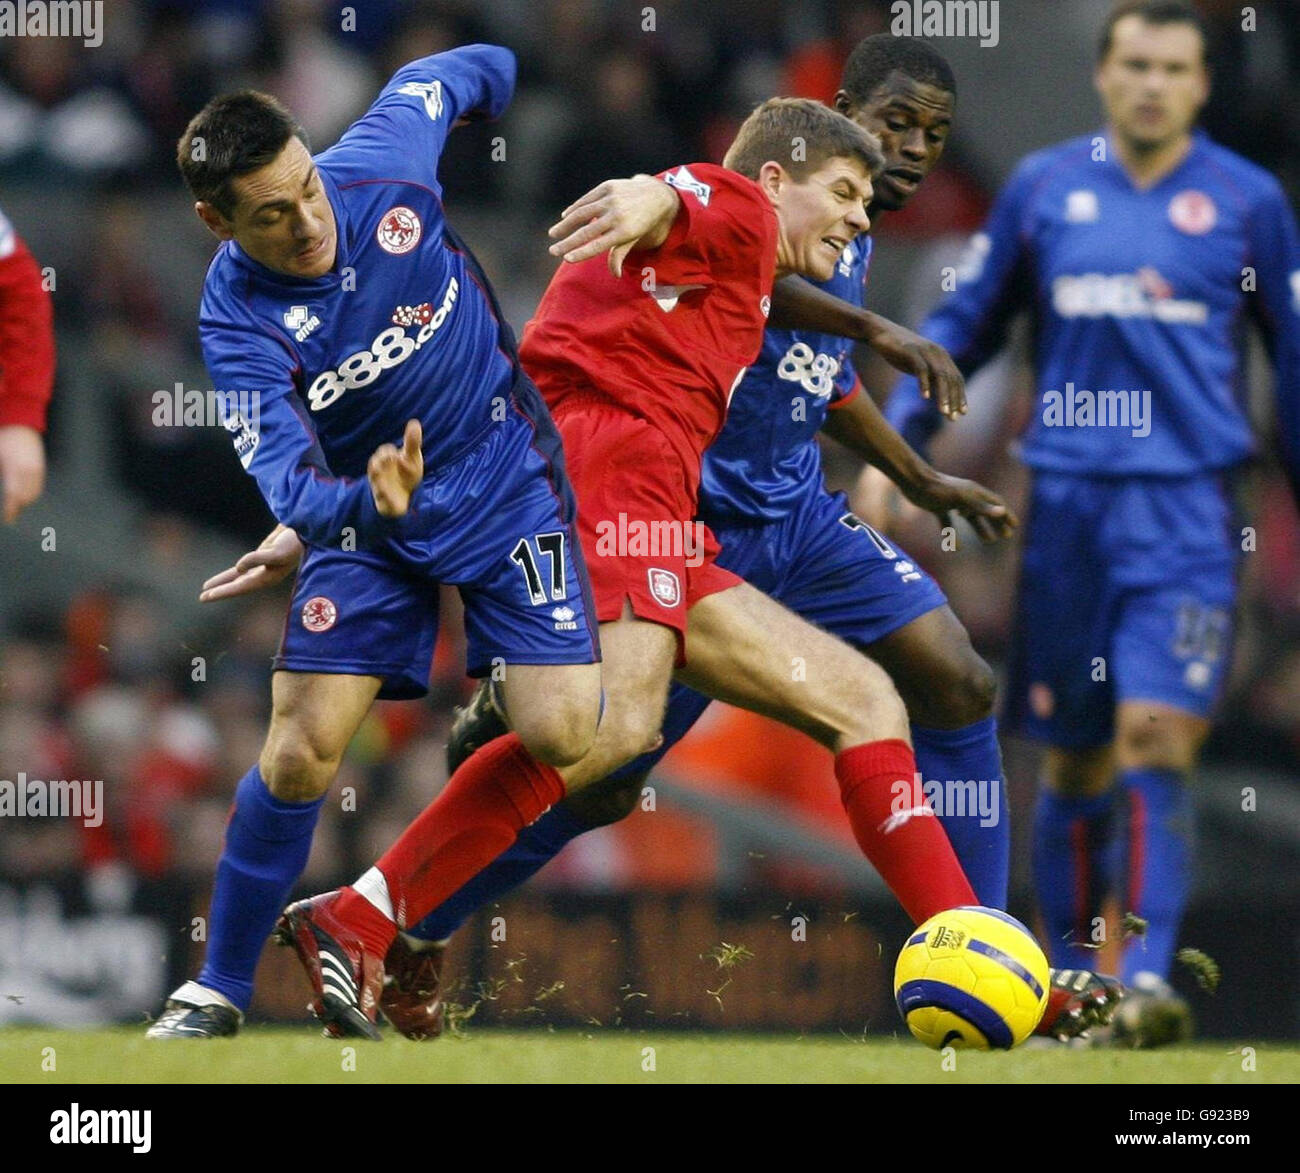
[1,0,1298,907]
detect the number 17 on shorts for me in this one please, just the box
[461,526,600,676]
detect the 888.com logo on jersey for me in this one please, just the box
[306,277,459,412]
[776,341,841,398]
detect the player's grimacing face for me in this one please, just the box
[769,156,873,282]
[1096,17,1208,151]
[201,137,338,279]
[837,72,954,212]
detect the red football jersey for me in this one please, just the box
[0,214,56,432]
[519,163,778,476]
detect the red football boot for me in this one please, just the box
[274,891,385,1041]
[1036,968,1126,1040]
[380,934,447,1040]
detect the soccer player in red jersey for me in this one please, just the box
[278,99,986,1038]
[0,205,55,524]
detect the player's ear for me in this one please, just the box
[195,200,235,241]
[832,89,852,117]
[756,160,785,205]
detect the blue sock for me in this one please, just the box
[407,801,594,941]
[1118,768,1193,985]
[1032,786,1118,970]
[912,717,1009,909]
[197,766,324,1011]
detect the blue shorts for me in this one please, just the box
[275,396,599,700]
[1004,470,1240,748]
[609,486,948,779]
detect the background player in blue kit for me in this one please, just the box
[146,44,605,1039]
[886,1,1300,1045]
[375,35,1118,1042]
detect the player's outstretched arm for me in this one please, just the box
[823,387,1016,543]
[370,44,517,170]
[199,524,304,603]
[547,176,682,277]
[367,419,424,518]
[769,276,966,418]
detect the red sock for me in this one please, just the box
[334,733,565,957]
[836,739,977,924]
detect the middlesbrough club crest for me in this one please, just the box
[301,596,338,633]
[377,206,422,254]
[1168,190,1216,236]
[648,568,681,608]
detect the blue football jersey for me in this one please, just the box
[199,45,519,547]
[885,131,1300,496]
[698,235,873,525]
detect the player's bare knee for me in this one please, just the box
[259,730,340,802]
[563,773,644,827]
[827,670,910,752]
[514,695,600,767]
[903,652,996,728]
[946,653,997,725]
[599,705,663,765]
[1043,747,1114,798]
[516,713,597,768]
[1115,713,1198,773]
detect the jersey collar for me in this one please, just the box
[1101,126,1206,195]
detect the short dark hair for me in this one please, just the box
[1098,1,1209,63]
[840,34,956,107]
[724,97,885,182]
[176,91,309,218]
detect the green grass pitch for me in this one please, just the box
[3,1027,1298,1084]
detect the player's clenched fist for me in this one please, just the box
[368,418,423,517]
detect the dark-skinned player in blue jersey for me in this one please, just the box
[887,2,1300,1046]
[221,36,1116,1043]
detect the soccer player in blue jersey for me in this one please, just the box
[373,36,1118,1041]
[886,1,1300,1045]
[147,44,607,1038]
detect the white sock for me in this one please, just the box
[174,979,239,1013]
[353,867,395,922]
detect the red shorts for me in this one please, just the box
[554,400,740,657]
